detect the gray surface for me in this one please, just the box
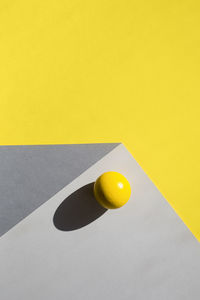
[0,144,199,300]
[0,143,118,237]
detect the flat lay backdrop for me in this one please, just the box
[0,144,199,300]
[0,1,199,239]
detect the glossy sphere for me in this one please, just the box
[94,171,131,209]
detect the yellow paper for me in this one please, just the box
[0,1,200,239]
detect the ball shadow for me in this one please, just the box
[53,182,107,231]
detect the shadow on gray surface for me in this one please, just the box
[53,183,107,231]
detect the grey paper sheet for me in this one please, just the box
[0,143,118,237]
[0,144,199,300]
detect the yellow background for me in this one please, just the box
[0,1,200,239]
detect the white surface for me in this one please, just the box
[0,144,199,299]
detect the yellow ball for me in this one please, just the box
[94,171,131,209]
